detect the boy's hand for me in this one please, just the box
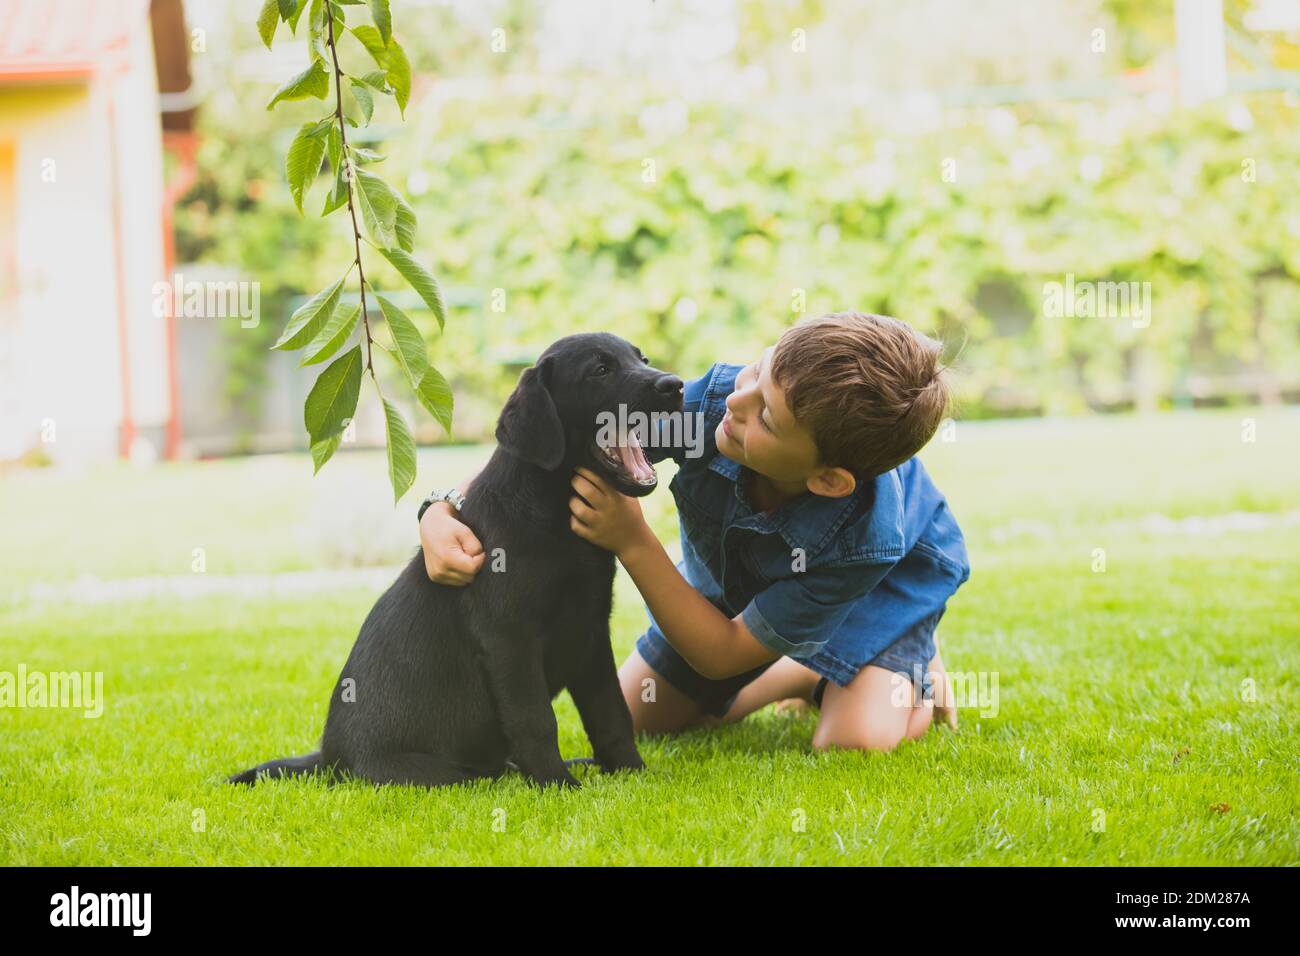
[419,502,486,585]
[569,467,655,557]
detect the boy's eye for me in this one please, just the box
[759,415,773,433]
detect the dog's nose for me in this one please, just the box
[654,374,684,395]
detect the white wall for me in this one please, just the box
[0,16,168,464]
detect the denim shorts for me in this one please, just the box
[635,606,944,719]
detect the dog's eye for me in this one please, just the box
[592,363,611,377]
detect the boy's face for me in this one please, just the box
[716,346,856,498]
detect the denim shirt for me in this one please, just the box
[650,363,971,685]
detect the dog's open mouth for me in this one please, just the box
[593,428,658,492]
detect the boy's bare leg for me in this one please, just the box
[809,637,956,744]
[618,649,720,735]
[720,656,821,722]
[619,644,954,748]
[813,664,933,753]
[618,651,821,733]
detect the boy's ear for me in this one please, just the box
[806,466,856,499]
[496,357,565,470]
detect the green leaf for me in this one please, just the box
[376,294,427,381]
[301,302,362,366]
[382,399,417,503]
[266,59,330,109]
[393,189,416,252]
[349,145,386,164]
[257,0,280,49]
[305,345,363,442]
[309,25,330,64]
[368,0,392,46]
[310,433,341,474]
[354,167,398,247]
[309,0,326,31]
[321,162,349,216]
[286,122,327,213]
[326,123,342,175]
[357,70,392,93]
[379,247,445,330]
[286,0,307,33]
[372,321,450,434]
[415,366,454,435]
[351,24,387,65]
[274,274,345,350]
[385,38,411,117]
[277,0,298,20]
[350,79,374,125]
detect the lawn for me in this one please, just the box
[1,407,1297,865]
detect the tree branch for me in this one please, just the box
[326,12,375,378]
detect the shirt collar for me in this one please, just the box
[708,453,860,557]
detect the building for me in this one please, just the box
[0,0,196,464]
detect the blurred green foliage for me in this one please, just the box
[176,0,1300,441]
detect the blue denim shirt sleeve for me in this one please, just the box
[646,364,716,465]
[741,558,896,658]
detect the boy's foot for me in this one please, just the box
[929,643,958,731]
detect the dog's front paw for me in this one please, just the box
[596,746,645,774]
[532,768,582,790]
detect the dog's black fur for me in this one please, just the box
[228,333,682,789]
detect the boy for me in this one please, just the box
[420,312,970,752]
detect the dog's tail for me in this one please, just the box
[227,750,331,786]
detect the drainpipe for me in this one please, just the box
[106,84,135,460]
[160,127,198,460]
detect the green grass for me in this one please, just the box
[2,407,1297,865]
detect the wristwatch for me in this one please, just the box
[418,487,466,522]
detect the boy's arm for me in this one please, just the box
[617,533,779,680]
[419,468,486,585]
[568,464,777,680]
[571,469,894,675]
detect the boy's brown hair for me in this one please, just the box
[770,311,951,480]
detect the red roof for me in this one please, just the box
[0,0,150,80]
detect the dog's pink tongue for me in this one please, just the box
[618,434,656,482]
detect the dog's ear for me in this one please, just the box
[495,357,565,470]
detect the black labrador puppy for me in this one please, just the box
[228,333,683,789]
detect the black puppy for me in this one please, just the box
[228,333,683,789]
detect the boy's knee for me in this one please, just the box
[812,724,906,754]
[619,657,717,736]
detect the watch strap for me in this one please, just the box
[418,487,465,522]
